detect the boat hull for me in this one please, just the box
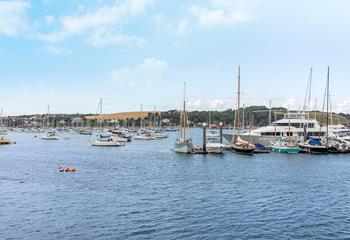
[272,147,299,154]
[91,141,124,147]
[299,144,328,154]
[174,143,193,153]
[232,146,255,155]
[41,137,59,140]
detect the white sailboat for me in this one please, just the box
[134,104,156,140]
[41,105,59,140]
[90,98,124,147]
[174,82,193,153]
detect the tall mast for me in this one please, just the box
[326,66,330,145]
[140,104,143,128]
[0,108,3,127]
[183,82,186,141]
[242,104,245,131]
[268,100,272,125]
[47,105,50,128]
[308,68,312,121]
[100,98,103,128]
[236,66,241,131]
[153,106,156,128]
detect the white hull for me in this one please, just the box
[111,136,128,142]
[41,136,59,140]
[155,133,168,139]
[174,142,193,153]
[91,141,124,147]
[134,135,156,140]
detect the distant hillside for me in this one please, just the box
[3,106,350,128]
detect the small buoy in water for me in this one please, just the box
[59,167,76,172]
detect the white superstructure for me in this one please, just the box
[238,112,349,146]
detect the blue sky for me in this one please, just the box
[1,0,350,115]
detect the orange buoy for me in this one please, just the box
[71,167,76,172]
[65,167,71,172]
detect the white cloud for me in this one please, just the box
[111,58,168,87]
[35,0,153,46]
[335,100,350,113]
[0,1,30,37]
[85,27,145,47]
[188,98,234,110]
[189,0,253,27]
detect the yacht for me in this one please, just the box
[41,131,59,140]
[206,136,225,154]
[154,129,168,139]
[223,112,348,147]
[207,130,220,137]
[134,129,156,140]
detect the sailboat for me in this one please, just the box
[231,66,255,154]
[174,82,193,153]
[299,67,330,154]
[90,98,124,147]
[41,105,59,140]
[153,107,168,139]
[134,104,156,140]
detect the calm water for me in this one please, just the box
[1,130,350,240]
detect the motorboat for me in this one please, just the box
[91,133,124,147]
[110,129,133,142]
[154,129,168,139]
[41,131,59,140]
[271,137,299,154]
[134,129,156,140]
[299,137,328,154]
[206,136,225,154]
[207,130,220,137]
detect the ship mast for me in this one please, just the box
[326,66,330,146]
[183,82,186,141]
[236,66,241,131]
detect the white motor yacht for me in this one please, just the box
[224,112,349,147]
[41,131,59,140]
[91,134,124,147]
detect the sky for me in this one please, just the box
[1,0,350,115]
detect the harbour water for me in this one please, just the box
[1,130,350,239]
